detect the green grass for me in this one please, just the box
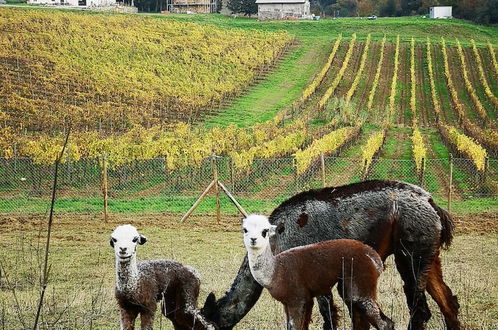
[203,38,332,127]
[0,195,285,215]
[152,14,498,45]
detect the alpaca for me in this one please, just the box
[203,180,460,330]
[110,224,216,330]
[242,214,394,330]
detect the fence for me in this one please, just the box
[0,156,496,216]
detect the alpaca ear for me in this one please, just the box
[109,238,114,248]
[269,225,277,237]
[201,292,219,323]
[139,235,147,245]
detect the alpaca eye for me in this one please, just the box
[243,228,248,234]
[112,238,117,243]
[132,237,138,243]
[262,229,269,238]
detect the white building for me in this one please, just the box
[255,0,310,20]
[28,0,116,7]
[429,6,452,19]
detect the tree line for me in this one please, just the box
[313,0,497,25]
[133,0,497,25]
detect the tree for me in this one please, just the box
[228,0,257,15]
[379,0,400,16]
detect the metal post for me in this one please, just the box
[320,152,326,187]
[102,152,109,222]
[448,154,453,213]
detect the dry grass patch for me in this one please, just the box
[0,213,496,329]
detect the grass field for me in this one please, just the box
[0,213,496,329]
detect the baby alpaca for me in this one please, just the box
[242,214,394,330]
[110,224,216,330]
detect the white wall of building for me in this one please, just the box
[257,2,310,20]
[430,6,452,19]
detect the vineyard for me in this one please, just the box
[1,8,498,330]
[0,8,497,214]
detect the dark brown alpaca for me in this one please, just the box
[111,225,216,330]
[203,180,460,330]
[242,214,394,330]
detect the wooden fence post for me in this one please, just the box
[212,155,221,225]
[448,154,453,213]
[293,158,298,194]
[419,158,425,187]
[320,152,326,187]
[102,152,109,222]
[362,159,368,181]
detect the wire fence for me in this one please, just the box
[0,156,496,215]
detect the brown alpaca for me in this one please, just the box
[242,214,394,330]
[110,225,216,330]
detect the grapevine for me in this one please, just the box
[411,128,427,173]
[0,8,292,134]
[345,34,371,103]
[388,35,400,120]
[471,40,498,108]
[441,125,488,171]
[295,125,360,174]
[455,39,488,121]
[488,41,498,77]
[318,34,357,109]
[295,35,343,107]
[426,38,441,118]
[361,130,385,175]
[367,36,386,111]
[410,37,417,126]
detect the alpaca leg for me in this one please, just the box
[351,300,394,330]
[286,302,310,330]
[174,281,215,330]
[426,255,461,330]
[317,295,339,330]
[336,282,369,330]
[394,243,434,330]
[140,310,155,330]
[120,308,138,330]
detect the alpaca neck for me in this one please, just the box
[115,255,139,292]
[247,245,275,288]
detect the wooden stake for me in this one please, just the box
[180,180,216,223]
[218,181,248,217]
[212,156,221,224]
[448,154,453,212]
[102,152,109,222]
[320,152,326,187]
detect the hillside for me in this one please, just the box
[0,8,497,202]
[0,8,291,133]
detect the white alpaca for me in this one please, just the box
[110,224,216,330]
[242,214,394,330]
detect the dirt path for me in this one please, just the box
[373,42,394,122]
[432,45,458,125]
[446,46,482,123]
[415,44,432,127]
[335,42,364,97]
[462,46,497,121]
[356,42,380,112]
[397,44,410,126]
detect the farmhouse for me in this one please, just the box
[429,6,452,19]
[166,0,217,13]
[255,0,311,20]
